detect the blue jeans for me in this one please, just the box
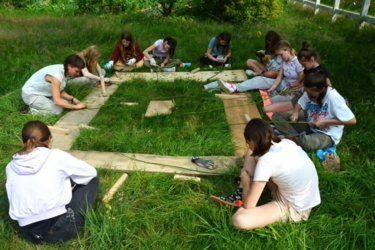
[21,176,99,244]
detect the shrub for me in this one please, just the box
[76,0,158,15]
[187,0,284,25]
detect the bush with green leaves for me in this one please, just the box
[75,0,159,15]
[187,0,284,25]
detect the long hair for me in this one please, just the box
[163,37,177,57]
[298,41,320,62]
[274,40,296,57]
[76,46,101,74]
[216,31,231,55]
[16,120,51,155]
[264,30,282,55]
[118,31,137,63]
[304,70,327,107]
[243,119,280,157]
[63,55,85,75]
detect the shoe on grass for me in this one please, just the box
[191,156,217,170]
[163,67,176,72]
[208,195,242,207]
[19,104,30,114]
[246,69,257,76]
[218,79,237,94]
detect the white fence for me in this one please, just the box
[288,0,375,28]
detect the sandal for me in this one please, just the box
[208,195,242,207]
[191,156,217,170]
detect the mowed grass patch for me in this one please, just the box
[73,78,235,156]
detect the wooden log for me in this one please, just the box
[191,67,200,74]
[174,174,201,182]
[102,173,128,203]
[48,126,70,135]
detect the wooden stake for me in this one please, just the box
[120,102,139,106]
[244,114,251,122]
[48,126,70,135]
[191,67,200,74]
[174,174,201,182]
[79,124,97,130]
[215,94,247,99]
[102,173,128,203]
[100,76,107,97]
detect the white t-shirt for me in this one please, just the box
[282,56,304,84]
[298,87,355,144]
[22,65,66,97]
[152,39,168,57]
[254,139,321,212]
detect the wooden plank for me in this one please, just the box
[48,126,69,135]
[110,70,248,84]
[68,150,236,176]
[222,92,261,156]
[102,173,128,203]
[145,100,174,117]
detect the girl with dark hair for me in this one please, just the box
[246,30,283,78]
[272,71,356,153]
[6,120,99,244]
[200,31,232,66]
[210,118,321,230]
[143,37,180,72]
[105,31,144,71]
[21,55,87,114]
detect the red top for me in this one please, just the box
[110,41,143,63]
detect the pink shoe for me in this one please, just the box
[218,79,237,94]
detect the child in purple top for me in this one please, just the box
[143,37,181,72]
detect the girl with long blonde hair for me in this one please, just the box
[68,45,110,86]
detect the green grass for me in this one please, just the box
[1,2,375,249]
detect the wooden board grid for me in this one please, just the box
[221,92,262,156]
[110,70,248,83]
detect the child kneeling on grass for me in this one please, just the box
[272,70,356,171]
[210,118,321,230]
[6,120,99,244]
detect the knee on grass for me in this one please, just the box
[232,212,255,230]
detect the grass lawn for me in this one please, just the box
[1,3,375,249]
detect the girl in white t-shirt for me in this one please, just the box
[143,37,181,72]
[210,118,321,230]
[272,71,356,152]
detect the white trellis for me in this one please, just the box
[289,0,375,28]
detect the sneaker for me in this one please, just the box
[246,69,257,76]
[218,79,237,94]
[150,69,154,72]
[224,64,231,68]
[163,67,176,72]
[19,104,30,114]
